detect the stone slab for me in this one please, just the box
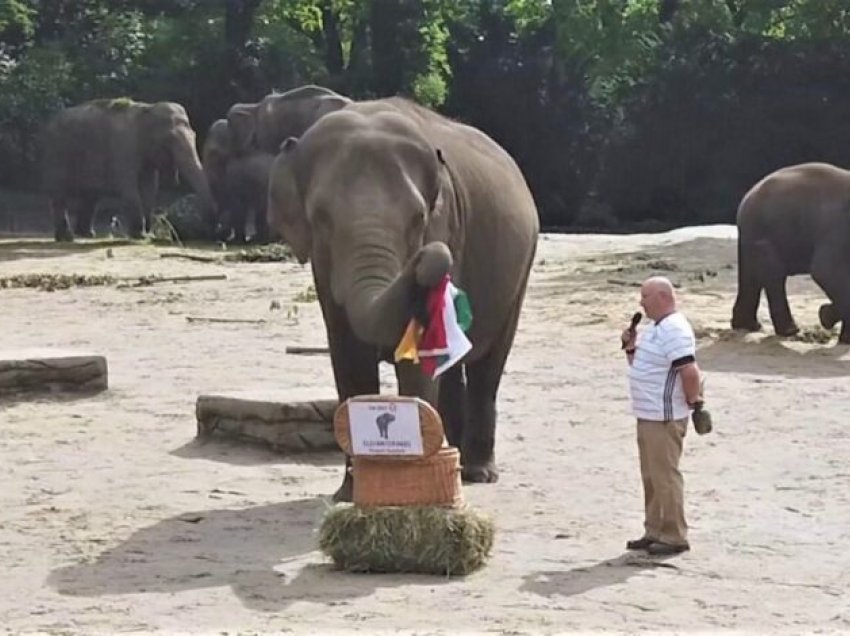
[196,391,340,454]
[0,349,108,397]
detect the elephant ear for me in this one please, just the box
[424,147,462,253]
[268,137,311,264]
[227,103,257,154]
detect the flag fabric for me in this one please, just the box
[394,274,473,377]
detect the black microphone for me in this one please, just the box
[621,311,642,349]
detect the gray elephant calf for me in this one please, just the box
[732,162,850,343]
[42,98,215,241]
[268,97,539,501]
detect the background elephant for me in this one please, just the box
[201,118,271,242]
[220,150,275,243]
[42,98,215,241]
[226,84,351,155]
[268,98,539,501]
[200,118,231,229]
[731,162,850,343]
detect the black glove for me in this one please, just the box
[691,402,713,435]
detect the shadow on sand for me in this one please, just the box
[47,497,450,612]
[0,238,143,262]
[696,330,850,379]
[170,437,343,468]
[520,551,678,599]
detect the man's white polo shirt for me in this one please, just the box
[628,311,696,421]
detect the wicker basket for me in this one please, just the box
[333,395,445,459]
[352,447,463,507]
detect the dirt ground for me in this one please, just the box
[1,226,849,634]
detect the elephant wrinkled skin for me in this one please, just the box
[201,118,274,243]
[227,84,351,154]
[203,85,350,243]
[732,162,850,343]
[267,98,539,501]
[42,99,215,241]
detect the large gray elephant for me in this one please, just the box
[267,98,539,501]
[731,162,850,343]
[221,150,276,244]
[226,84,351,155]
[201,118,275,243]
[200,118,231,227]
[42,98,215,241]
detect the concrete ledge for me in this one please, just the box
[196,392,340,454]
[0,349,108,397]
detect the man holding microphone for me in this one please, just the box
[621,276,707,556]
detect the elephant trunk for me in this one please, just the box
[342,239,453,348]
[173,135,217,227]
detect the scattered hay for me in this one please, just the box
[792,326,835,345]
[644,259,679,271]
[293,284,317,303]
[93,96,135,110]
[0,273,115,291]
[223,244,294,263]
[318,504,495,576]
[0,272,225,292]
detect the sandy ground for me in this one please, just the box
[1,225,849,635]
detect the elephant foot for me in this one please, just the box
[731,317,761,332]
[74,226,95,239]
[54,230,74,243]
[819,303,839,330]
[331,474,353,503]
[461,461,499,484]
[774,323,800,338]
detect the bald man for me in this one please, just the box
[620,276,702,556]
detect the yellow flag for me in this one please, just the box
[394,319,423,363]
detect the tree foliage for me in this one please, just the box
[2,0,850,229]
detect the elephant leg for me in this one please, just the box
[395,361,438,407]
[461,290,527,484]
[731,240,763,331]
[51,197,73,242]
[121,191,146,239]
[811,250,850,344]
[139,170,158,235]
[252,203,270,244]
[230,199,247,244]
[319,293,380,503]
[755,240,798,337]
[437,364,466,449]
[71,195,97,238]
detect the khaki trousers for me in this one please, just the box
[636,417,688,545]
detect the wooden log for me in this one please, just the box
[285,346,329,355]
[0,349,108,396]
[195,393,340,454]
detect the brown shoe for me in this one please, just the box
[626,537,656,550]
[647,541,690,555]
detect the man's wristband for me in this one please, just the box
[625,348,635,354]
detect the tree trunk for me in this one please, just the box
[224,0,263,101]
[322,2,345,76]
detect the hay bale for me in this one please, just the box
[318,504,495,576]
[0,349,108,396]
[195,392,339,453]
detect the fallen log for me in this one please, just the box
[118,274,227,288]
[186,316,267,325]
[160,252,220,263]
[196,393,340,454]
[0,349,108,397]
[285,346,330,355]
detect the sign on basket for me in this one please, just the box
[348,400,423,456]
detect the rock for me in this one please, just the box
[196,392,340,454]
[0,349,108,397]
